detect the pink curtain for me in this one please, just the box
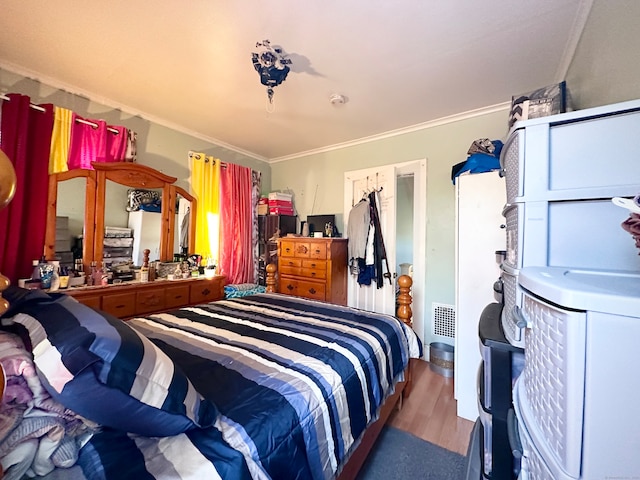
[0,94,54,282]
[219,163,254,284]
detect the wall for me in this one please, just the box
[0,67,272,191]
[565,0,640,108]
[271,109,509,344]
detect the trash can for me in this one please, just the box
[429,342,455,377]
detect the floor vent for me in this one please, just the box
[432,303,456,339]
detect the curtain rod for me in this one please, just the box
[0,93,121,134]
[188,151,227,168]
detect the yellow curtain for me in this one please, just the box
[49,106,73,174]
[190,152,220,261]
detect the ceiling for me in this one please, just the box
[0,0,591,162]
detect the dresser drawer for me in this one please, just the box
[300,267,326,280]
[280,257,303,268]
[136,289,165,315]
[280,277,326,301]
[280,240,301,257]
[296,280,326,301]
[101,292,136,318]
[190,281,222,304]
[308,242,327,259]
[302,259,326,270]
[164,284,190,309]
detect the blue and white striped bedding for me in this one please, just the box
[79,294,422,480]
[78,294,421,480]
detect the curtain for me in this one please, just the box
[49,106,72,174]
[190,152,220,261]
[0,94,54,282]
[219,163,254,284]
[251,171,262,283]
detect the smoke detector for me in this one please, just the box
[329,93,346,105]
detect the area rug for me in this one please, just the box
[356,426,467,480]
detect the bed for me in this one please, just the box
[0,277,421,480]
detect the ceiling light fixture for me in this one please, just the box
[251,40,292,111]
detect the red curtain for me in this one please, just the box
[219,163,254,284]
[0,94,54,282]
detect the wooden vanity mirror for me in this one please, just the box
[45,169,97,270]
[45,162,197,270]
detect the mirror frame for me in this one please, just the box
[45,162,197,271]
[45,169,97,271]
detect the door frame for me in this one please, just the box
[343,159,427,344]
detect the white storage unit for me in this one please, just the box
[499,100,640,347]
[514,266,640,479]
[455,171,505,421]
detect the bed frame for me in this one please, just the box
[266,264,415,479]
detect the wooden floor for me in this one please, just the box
[387,359,474,456]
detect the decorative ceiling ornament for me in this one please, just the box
[251,40,292,108]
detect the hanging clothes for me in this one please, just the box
[346,190,392,288]
[347,198,370,260]
[368,190,392,288]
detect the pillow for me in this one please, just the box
[224,283,266,299]
[0,287,217,437]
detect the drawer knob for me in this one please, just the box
[311,272,316,276]
[308,288,317,294]
[286,284,294,291]
[202,288,211,295]
[310,263,316,267]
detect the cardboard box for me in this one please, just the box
[268,192,293,202]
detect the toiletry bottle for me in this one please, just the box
[140,249,150,282]
[49,261,61,291]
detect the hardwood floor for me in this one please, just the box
[388,359,474,456]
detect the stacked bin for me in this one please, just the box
[498,99,640,348]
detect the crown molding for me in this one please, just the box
[269,102,511,163]
[0,61,269,163]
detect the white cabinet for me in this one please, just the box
[128,211,178,266]
[454,171,505,420]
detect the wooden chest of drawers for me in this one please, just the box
[277,237,348,305]
[66,276,226,319]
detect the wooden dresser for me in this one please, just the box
[277,237,348,305]
[65,276,226,319]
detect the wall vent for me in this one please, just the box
[432,303,456,339]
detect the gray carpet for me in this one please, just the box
[356,426,467,480]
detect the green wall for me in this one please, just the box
[566,0,640,109]
[271,109,510,330]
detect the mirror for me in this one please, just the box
[46,169,96,272]
[45,162,197,272]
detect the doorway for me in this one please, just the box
[343,159,427,344]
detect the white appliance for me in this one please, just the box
[499,99,640,347]
[514,267,640,479]
[455,170,505,420]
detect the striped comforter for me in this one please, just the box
[77,294,422,480]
